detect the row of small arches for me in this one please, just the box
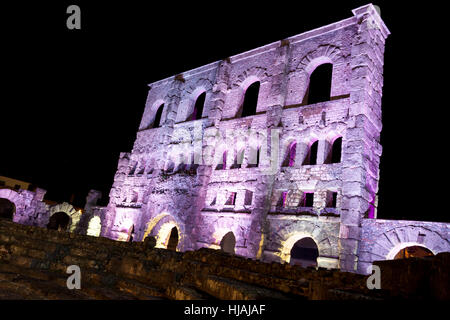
[282,136,342,167]
[127,136,342,177]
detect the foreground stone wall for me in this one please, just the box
[2,219,448,300]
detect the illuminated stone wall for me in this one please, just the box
[98,4,449,274]
[0,186,105,235]
[358,219,450,274]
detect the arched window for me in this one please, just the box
[290,237,319,268]
[325,137,342,164]
[220,232,236,254]
[303,140,318,165]
[153,104,164,128]
[282,142,297,167]
[304,63,332,105]
[240,81,260,118]
[190,92,206,121]
[330,137,342,163]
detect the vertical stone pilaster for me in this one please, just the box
[339,4,390,272]
[209,59,231,127]
[247,41,291,259]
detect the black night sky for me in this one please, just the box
[0,1,446,221]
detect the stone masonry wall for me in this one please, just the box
[101,4,397,274]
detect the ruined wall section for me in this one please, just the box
[358,219,450,274]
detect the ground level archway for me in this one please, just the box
[154,222,180,251]
[87,216,102,237]
[220,232,236,254]
[167,227,179,251]
[290,237,319,268]
[0,198,15,220]
[393,245,434,260]
[47,212,70,231]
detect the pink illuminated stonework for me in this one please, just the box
[2,4,449,274]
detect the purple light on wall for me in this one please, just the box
[281,191,288,207]
[368,200,375,219]
[222,151,227,169]
[288,142,297,167]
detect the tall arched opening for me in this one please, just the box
[152,104,164,128]
[87,216,102,237]
[240,81,260,118]
[167,227,179,251]
[47,212,70,231]
[304,63,333,104]
[0,198,15,220]
[220,232,236,254]
[290,237,319,268]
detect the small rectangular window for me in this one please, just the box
[300,192,314,207]
[0,181,5,186]
[326,191,338,208]
[14,184,21,190]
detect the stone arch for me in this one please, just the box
[293,127,321,166]
[86,216,102,237]
[273,221,337,268]
[233,66,268,88]
[182,78,214,121]
[386,242,435,260]
[297,45,344,74]
[278,232,320,264]
[49,202,77,218]
[220,231,236,254]
[0,189,21,208]
[0,198,16,220]
[47,212,71,231]
[148,99,166,129]
[155,222,180,250]
[184,78,214,96]
[49,202,80,232]
[0,189,21,219]
[323,123,347,143]
[281,140,297,167]
[290,237,319,267]
[143,213,184,251]
[369,226,450,262]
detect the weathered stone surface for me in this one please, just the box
[1,4,448,276]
